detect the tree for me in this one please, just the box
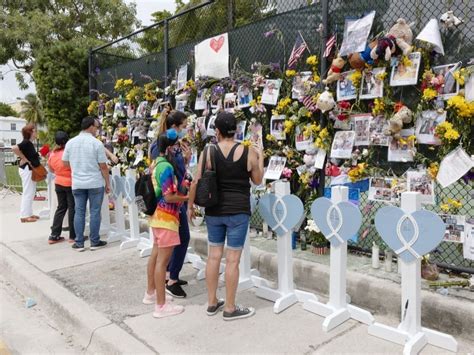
[34,39,90,138]
[136,10,173,55]
[0,0,139,88]
[20,94,44,125]
[0,102,18,117]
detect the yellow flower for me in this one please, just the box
[319,127,329,139]
[241,140,251,147]
[372,98,385,115]
[276,97,292,113]
[447,95,474,118]
[286,149,295,159]
[444,128,460,141]
[401,55,412,68]
[376,71,387,81]
[249,99,256,107]
[87,100,98,115]
[285,69,297,77]
[428,162,439,180]
[313,74,320,82]
[348,163,367,182]
[283,120,294,134]
[440,204,450,213]
[422,88,438,101]
[349,70,362,87]
[126,86,141,102]
[407,135,416,142]
[314,137,323,149]
[306,55,318,66]
[119,127,128,134]
[453,69,466,86]
[266,134,276,142]
[299,171,311,185]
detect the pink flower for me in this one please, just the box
[282,167,293,179]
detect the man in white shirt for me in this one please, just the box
[63,117,110,252]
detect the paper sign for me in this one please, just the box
[264,156,287,180]
[133,150,144,166]
[314,149,326,169]
[437,147,473,188]
[463,220,474,260]
[415,110,446,145]
[177,64,187,91]
[440,214,466,243]
[406,170,435,205]
[352,114,371,146]
[416,19,444,55]
[195,33,229,79]
[339,11,376,57]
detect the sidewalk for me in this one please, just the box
[1,192,473,354]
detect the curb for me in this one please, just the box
[0,244,154,355]
[188,234,474,342]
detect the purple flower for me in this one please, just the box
[310,176,319,190]
[269,62,281,72]
[264,30,276,38]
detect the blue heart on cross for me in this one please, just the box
[124,177,136,204]
[258,193,304,236]
[375,206,446,263]
[311,197,362,247]
[111,175,125,200]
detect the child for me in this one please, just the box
[143,129,189,318]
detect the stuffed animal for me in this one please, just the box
[323,56,346,84]
[303,154,316,167]
[384,106,413,139]
[348,40,377,70]
[317,87,336,113]
[371,18,413,61]
[440,11,463,29]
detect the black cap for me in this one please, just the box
[55,131,69,146]
[215,111,237,136]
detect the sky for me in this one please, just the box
[0,0,178,104]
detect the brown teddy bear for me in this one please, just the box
[323,56,346,84]
[384,106,413,139]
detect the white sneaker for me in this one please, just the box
[153,303,184,318]
[142,291,173,305]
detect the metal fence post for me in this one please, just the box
[227,0,235,31]
[164,19,169,89]
[88,48,93,100]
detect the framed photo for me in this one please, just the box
[261,79,282,106]
[150,99,163,116]
[177,64,187,91]
[330,131,355,159]
[136,101,148,119]
[360,67,385,99]
[223,93,237,113]
[391,177,407,202]
[206,115,217,137]
[175,100,187,112]
[337,70,358,101]
[369,115,389,146]
[237,85,253,108]
[234,120,246,142]
[415,110,446,145]
[387,129,415,162]
[390,52,421,86]
[432,63,460,99]
[195,88,208,110]
[406,170,435,205]
[245,121,263,149]
[440,214,466,243]
[352,114,371,146]
[264,156,287,180]
[368,177,393,202]
[270,115,286,140]
[196,116,207,139]
[292,71,312,99]
[295,124,312,151]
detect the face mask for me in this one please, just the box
[177,130,186,139]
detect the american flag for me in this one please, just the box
[287,32,309,69]
[323,33,336,58]
[301,95,318,112]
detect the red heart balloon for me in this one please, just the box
[210,36,225,53]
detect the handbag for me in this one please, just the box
[30,163,48,182]
[194,144,219,208]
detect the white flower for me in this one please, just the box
[305,219,320,233]
[362,148,369,157]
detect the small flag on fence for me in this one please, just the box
[301,95,318,112]
[288,32,309,69]
[323,33,336,58]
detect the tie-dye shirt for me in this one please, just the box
[149,157,182,232]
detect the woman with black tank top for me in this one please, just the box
[188,112,264,321]
[12,124,41,223]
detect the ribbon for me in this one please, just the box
[272,196,289,235]
[325,204,345,244]
[394,214,421,259]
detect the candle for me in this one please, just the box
[372,242,380,269]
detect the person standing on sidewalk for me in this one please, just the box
[47,131,75,244]
[188,112,264,321]
[149,110,191,298]
[12,124,40,223]
[62,117,110,252]
[143,129,188,318]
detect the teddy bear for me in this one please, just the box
[370,18,413,61]
[322,56,346,84]
[384,106,413,139]
[303,153,316,167]
[347,40,378,70]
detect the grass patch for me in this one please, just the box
[4,164,47,192]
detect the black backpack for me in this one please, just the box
[135,162,167,216]
[195,144,219,208]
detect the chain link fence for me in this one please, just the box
[90,0,473,273]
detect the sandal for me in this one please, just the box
[31,215,40,220]
[20,217,37,223]
[48,236,65,244]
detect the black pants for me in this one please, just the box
[50,184,76,240]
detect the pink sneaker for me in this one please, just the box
[142,291,173,305]
[153,303,184,318]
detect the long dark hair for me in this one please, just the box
[159,110,187,134]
